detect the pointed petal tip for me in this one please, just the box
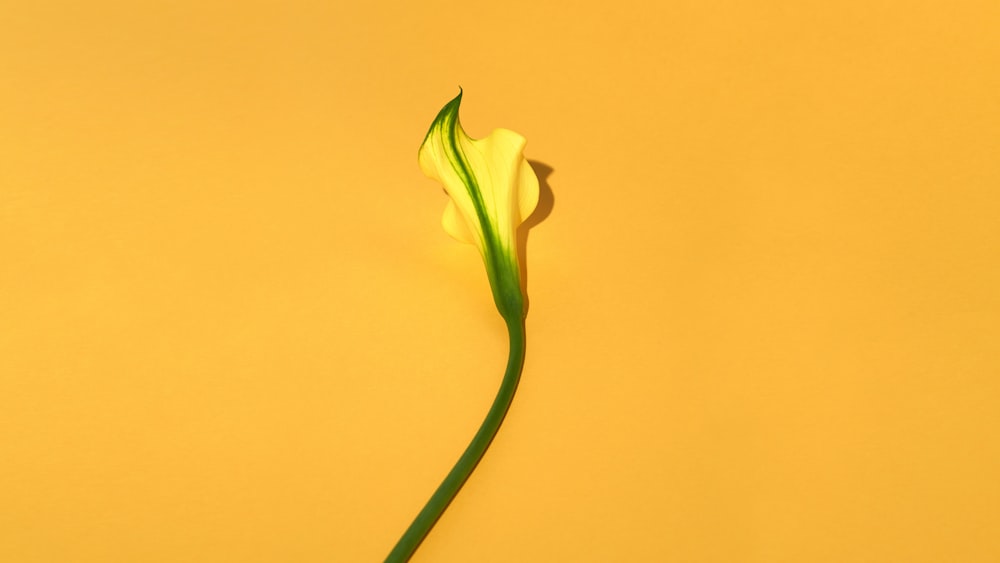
[445,88,463,112]
[421,89,465,150]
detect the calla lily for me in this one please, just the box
[418,89,539,322]
[385,91,540,563]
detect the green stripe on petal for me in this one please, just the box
[418,90,540,321]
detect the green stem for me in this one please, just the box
[385,317,527,563]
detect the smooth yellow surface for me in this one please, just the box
[2,2,998,562]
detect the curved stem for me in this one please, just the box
[385,318,527,563]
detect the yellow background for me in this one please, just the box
[2,1,998,561]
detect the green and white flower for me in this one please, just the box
[418,90,539,322]
[387,91,538,563]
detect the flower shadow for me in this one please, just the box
[517,160,555,314]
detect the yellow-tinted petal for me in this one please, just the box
[442,199,475,245]
[418,91,538,320]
